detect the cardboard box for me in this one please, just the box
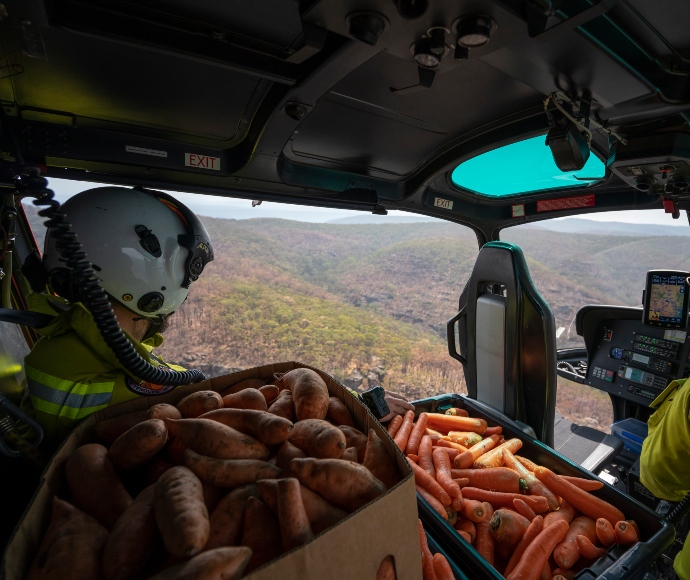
[2,362,421,580]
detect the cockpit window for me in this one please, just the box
[451,135,606,197]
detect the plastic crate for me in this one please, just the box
[611,418,648,456]
[414,393,675,580]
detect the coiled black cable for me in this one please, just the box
[16,170,206,386]
[666,494,690,528]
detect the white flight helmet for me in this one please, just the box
[43,186,213,318]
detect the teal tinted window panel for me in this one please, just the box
[451,135,606,197]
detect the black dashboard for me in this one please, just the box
[559,306,690,408]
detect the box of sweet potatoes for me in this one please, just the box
[2,361,421,580]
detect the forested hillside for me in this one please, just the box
[24,204,690,432]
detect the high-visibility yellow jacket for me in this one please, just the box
[640,378,690,580]
[23,301,185,443]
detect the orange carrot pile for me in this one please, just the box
[402,406,640,579]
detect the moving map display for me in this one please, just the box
[644,272,689,328]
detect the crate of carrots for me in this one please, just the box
[396,394,675,580]
[2,362,422,580]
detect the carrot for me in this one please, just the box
[433,446,460,463]
[504,515,544,576]
[178,390,224,418]
[28,498,108,580]
[338,425,368,462]
[462,499,488,523]
[445,407,469,417]
[484,426,503,436]
[455,516,477,543]
[552,570,575,580]
[364,429,399,489]
[394,410,415,451]
[326,396,354,427]
[533,466,625,525]
[576,535,606,560]
[513,498,537,521]
[387,415,403,437]
[425,427,445,442]
[200,408,294,446]
[240,497,283,573]
[410,459,452,506]
[407,412,429,455]
[458,530,472,543]
[154,466,210,558]
[435,440,468,453]
[259,384,280,405]
[427,414,487,435]
[183,449,282,488]
[290,457,387,512]
[506,519,569,580]
[553,516,597,570]
[275,368,330,421]
[454,435,500,468]
[205,484,259,550]
[290,418,347,458]
[461,488,549,514]
[65,443,133,529]
[476,502,495,566]
[418,519,437,580]
[417,484,448,520]
[560,475,604,491]
[515,455,539,471]
[543,500,575,528]
[451,494,465,512]
[146,403,182,422]
[432,553,455,580]
[267,389,296,421]
[614,520,639,545]
[540,562,551,580]
[595,518,615,547]
[503,449,559,511]
[277,478,314,550]
[165,418,269,460]
[419,435,436,478]
[451,467,523,494]
[490,508,530,551]
[433,448,462,498]
[223,388,268,412]
[109,419,168,471]
[446,431,483,447]
[473,438,523,469]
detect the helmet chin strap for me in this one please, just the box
[133,313,169,341]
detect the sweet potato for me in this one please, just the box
[240,497,283,573]
[258,479,348,534]
[290,418,347,458]
[326,396,355,427]
[200,408,293,445]
[147,456,175,485]
[277,478,314,550]
[205,484,260,550]
[164,418,269,460]
[202,483,224,513]
[102,485,158,580]
[267,389,296,421]
[276,440,306,471]
[338,425,368,462]
[223,388,268,412]
[146,403,182,421]
[219,377,266,397]
[290,457,387,512]
[28,498,108,580]
[363,429,399,489]
[65,443,133,529]
[183,449,282,488]
[94,411,146,444]
[167,437,187,464]
[342,447,358,462]
[147,547,252,580]
[177,391,224,418]
[109,419,168,470]
[377,556,397,580]
[154,466,210,558]
[275,368,329,420]
[259,384,280,405]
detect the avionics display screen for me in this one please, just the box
[643,271,689,328]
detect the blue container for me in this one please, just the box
[611,418,648,455]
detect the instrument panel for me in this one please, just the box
[586,316,690,407]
